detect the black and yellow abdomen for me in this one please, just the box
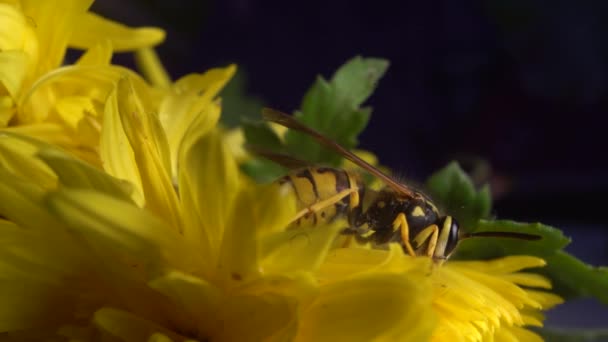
[277,167,363,227]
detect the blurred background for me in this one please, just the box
[92,0,608,329]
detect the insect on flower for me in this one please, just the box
[259,108,540,262]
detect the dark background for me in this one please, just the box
[93,0,608,328]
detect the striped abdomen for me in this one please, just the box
[277,167,362,227]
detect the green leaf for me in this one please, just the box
[426,161,608,304]
[426,161,491,228]
[242,120,284,151]
[285,56,389,166]
[219,70,264,128]
[543,251,608,303]
[241,159,287,184]
[453,219,570,260]
[536,328,608,342]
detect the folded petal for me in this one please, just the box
[0,132,56,188]
[115,77,182,231]
[0,51,28,98]
[100,78,144,205]
[20,0,94,76]
[219,183,296,285]
[37,148,135,202]
[295,273,435,342]
[92,307,184,341]
[70,12,165,51]
[45,189,200,275]
[160,65,235,177]
[260,221,340,275]
[148,271,222,338]
[76,40,113,66]
[215,292,296,342]
[179,128,239,274]
[135,48,172,89]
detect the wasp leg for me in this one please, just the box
[290,187,358,224]
[411,224,439,257]
[392,213,416,257]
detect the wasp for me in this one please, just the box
[261,108,540,261]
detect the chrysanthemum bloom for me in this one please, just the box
[0,112,435,340]
[0,77,561,341]
[0,0,164,161]
[0,0,234,171]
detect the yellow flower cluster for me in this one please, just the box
[0,1,562,341]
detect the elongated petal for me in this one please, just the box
[215,293,296,342]
[179,128,239,274]
[0,132,56,188]
[115,77,181,231]
[92,307,184,341]
[0,97,14,127]
[0,3,39,71]
[219,183,296,285]
[0,51,28,98]
[135,48,172,89]
[100,77,144,205]
[45,188,208,324]
[295,273,435,342]
[20,0,93,76]
[70,12,165,51]
[148,271,222,337]
[0,220,102,333]
[260,221,340,275]
[38,148,135,202]
[76,40,113,66]
[3,123,73,145]
[161,65,235,177]
[45,189,201,276]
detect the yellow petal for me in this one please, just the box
[135,47,172,89]
[148,271,222,338]
[223,127,249,162]
[219,182,297,284]
[70,12,165,51]
[21,0,94,75]
[215,293,296,342]
[115,77,181,231]
[0,51,28,98]
[0,280,74,332]
[0,132,57,188]
[260,221,340,275]
[317,244,431,284]
[100,77,144,205]
[0,96,14,127]
[4,122,78,148]
[37,148,135,203]
[295,273,436,342]
[500,272,552,289]
[45,189,200,274]
[0,222,98,333]
[160,65,236,177]
[76,39,113,66]
[92,307,184,341]
[178,128,239,275]
[54,95,96,130]
[0,3,39,68]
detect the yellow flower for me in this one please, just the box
[0,0,165,163]
[318,246,562,342]
[0,68,561,341]
[0,98,435,340]
[0,76,562,341]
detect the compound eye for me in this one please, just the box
[444,217,460,256]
